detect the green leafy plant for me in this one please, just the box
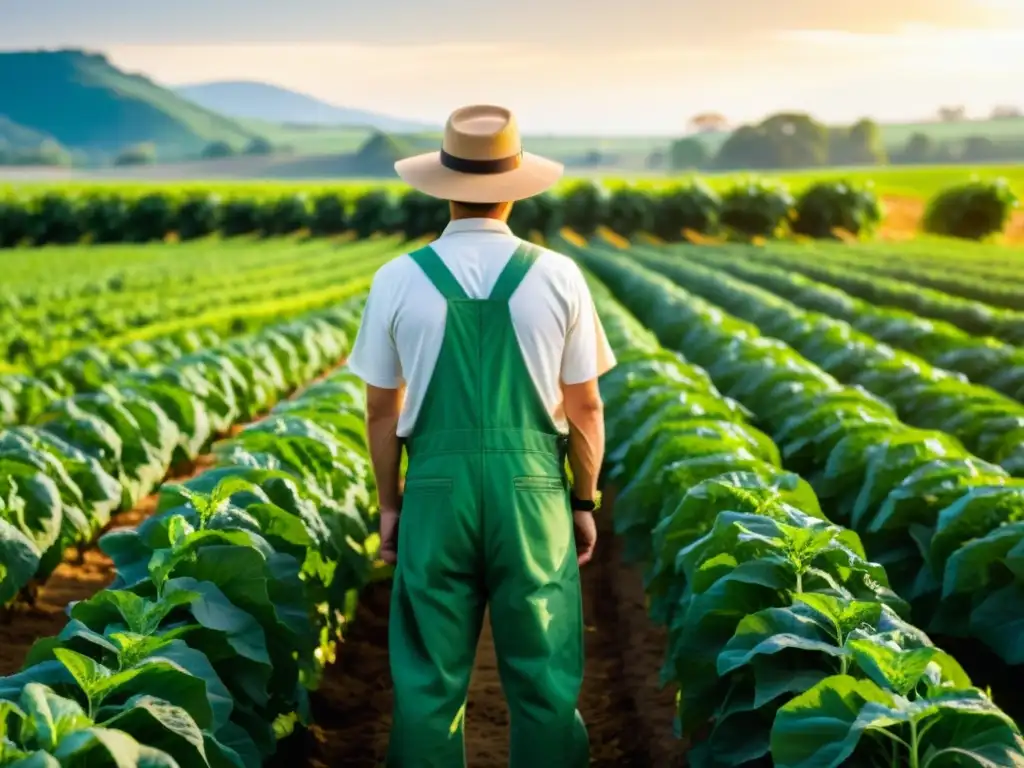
[719,180,794,239]
[176,194,222,241]
[0,360,377,765]
[923,178,1019,241]
[606,185,654,238]
[650,182,721,241]
[575,245,1024,767]
[309,193,348,236]
[791,180,883,239]
[560,181,610,237]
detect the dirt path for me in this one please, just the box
[278,505,686,767]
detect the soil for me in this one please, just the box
[272,494,687,768]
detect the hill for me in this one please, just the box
[0,49,262,158]
[0,116,54,148]
[176,81,434,132]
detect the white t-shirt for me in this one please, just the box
[348,218,617,437]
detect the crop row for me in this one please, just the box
[577,244,1024,674]
[0,294,367,606]
[806,246,1024,313]
[0,357,377,766]
[677,246,1024,404]
[695,243,1024,344]
[631,245,1024,476]
[1,239,394,371]
[586,266,1024,767]
[789,243,1024,312]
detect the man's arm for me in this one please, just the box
[365,384,403,514]
[346,263,405,563]
[562,379,604,502]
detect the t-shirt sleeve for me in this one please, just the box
[347,267,403,389]
[560,265,617,385]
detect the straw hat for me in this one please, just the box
[394,104,564,203]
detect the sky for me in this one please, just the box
[2,0,1023,134]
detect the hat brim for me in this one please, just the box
[394,150,563,203]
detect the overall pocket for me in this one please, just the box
[404,477,454,494]
[513,476,566,493]
[511,475,573,573]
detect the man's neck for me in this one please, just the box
[450,213,506,222]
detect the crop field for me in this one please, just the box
[3,219,1024,766]
[4,162,1024,197]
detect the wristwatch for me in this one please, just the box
[571,491,602,512]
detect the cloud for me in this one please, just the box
[0,0,1011,48]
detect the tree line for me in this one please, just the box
[661,112,1024,172]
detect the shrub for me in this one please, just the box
[349,190,402,239]
[719,180,795,239]
[220,198,262,237]
[508,192,563,240]
[201,140,234,159]
[310,193,349,236]
[606,186,655,238]
[923,178,1019,240]
[791,180,882,239]
[176,193,222,240]
[114,143,157,166]
[243,137,275,156]
[123,193,176,243]
[259,195,309,236]
[0,197,31,248]
[30,192,84,245]
[651,182,720,241]
[561,181,610,237]
[398,191,448,240]
[81,194,128,243]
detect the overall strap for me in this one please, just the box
[488,242,541,302]
[408,246,468,300]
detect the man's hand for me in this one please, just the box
[573,510,597,566]
[365,383,403,566]
[379,507,400,565]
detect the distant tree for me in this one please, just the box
[201,140,234,159]
[688,113,729,133]
[992,105,1022,120]
[714,113,829,170]
[645,150,666,170]
[0,140,72,167]
[34,140,70,165]
[669,137,709,170]
[937,106,967,122]
[828,118,887,166]
[114,143,157,166]
[961,136,998,162]
[243,136,275,155]
[711,125,764,169]
[582,149,604,166]
[892,132,934,165]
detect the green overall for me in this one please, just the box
[387,242,589,767]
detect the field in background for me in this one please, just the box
[169,116,1024,159]
[3,162,1022,196]
[4,164,1021,242]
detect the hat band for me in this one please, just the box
[440,148,522,175]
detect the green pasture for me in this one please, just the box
[2,162,1021,200]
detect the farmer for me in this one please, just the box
[347,103,615,766]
